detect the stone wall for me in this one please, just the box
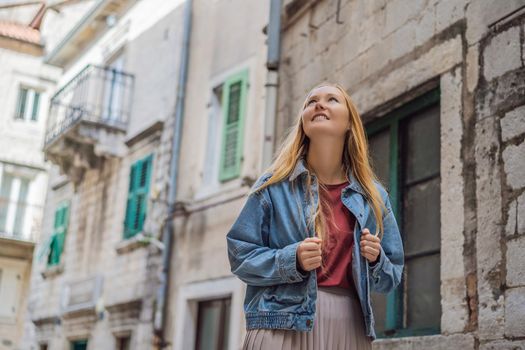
[277,0,525,349]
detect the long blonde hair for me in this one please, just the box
[251,82,387,247]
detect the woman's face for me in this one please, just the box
[301,86,350,140]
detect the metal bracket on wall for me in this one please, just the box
[336,0,344,24]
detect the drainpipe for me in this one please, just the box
[262,0,283,170]
[153,0,192,347]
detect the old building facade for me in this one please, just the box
[164,0,271,349]
[20,0,525,349]
[0,6,63,349]
[25,0,188,348]
[273,0,525,349]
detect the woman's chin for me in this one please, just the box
[306,127,345,139]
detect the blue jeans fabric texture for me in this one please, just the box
[226,158,404,340]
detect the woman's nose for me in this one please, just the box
[314,100,326,109]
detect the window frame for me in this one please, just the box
[194,297,231,350]
[115,334,131,350]
[218,69,249,182]
[365,88,441,338]
[172,277,244,350]
[70,339,88,350]
[123,154,153,239]
[0,172,31,238]
[14,85,41,122]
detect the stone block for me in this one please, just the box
[466,43,479,93]
[383,0,425,37]
[507,192,525,237]
[505,287,525,337]
[373,334,475,350]
[506,199,517,237]
[435,0,465,33]
[502,141,525,190]
[415,5,436,47]
[483,26,521,81]
[466,0,525,45]
[440,69,468,333]
[389,19,417,60]
[480,339,525,350]
[475,116,505,339]
[500,105,525,142]
[520,193,525,236]
[506,235,525,287]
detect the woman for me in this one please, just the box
[226,83,404,349]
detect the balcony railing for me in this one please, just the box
[45,64,134,147]
[43,64,134,184]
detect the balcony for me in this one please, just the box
[44,64,134,184]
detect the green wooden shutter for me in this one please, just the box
[219,69,248,182]
[47,234,58,266]
[124,163,138,238]
[48,202,69,266]
[136,155,152,232]
[124,155,153,238]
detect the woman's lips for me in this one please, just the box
[312,113,329,121]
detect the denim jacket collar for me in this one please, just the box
[288,157,366,196]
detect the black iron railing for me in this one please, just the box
[45,64,134,146]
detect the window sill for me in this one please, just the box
[193,175,255,202]
[41,263,64,279]
[51,173,70,190]
[115,233,151,255]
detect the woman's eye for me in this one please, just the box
[306,97,337,106]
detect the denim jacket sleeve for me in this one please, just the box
[226,187,308,287]
[368,194,404,293]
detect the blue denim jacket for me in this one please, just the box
[226,158,404,340]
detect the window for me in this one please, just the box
[173,277,242,350]
[71,340,88,350]
[124,154,153,239]
[198,69,249,197]
[0,172,30,239]
[102,52,126,123]
[366,89,441,337]
[47,201,70,266]
[218,70,248,182]
[116,335,130,350]
[0,266,22,320]
[194,297,231,350]
[15,86,41,121]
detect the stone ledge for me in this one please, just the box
[372,333,476,350]
[41,264,64,279]
[115,234,151,255]
[105,299,142,314]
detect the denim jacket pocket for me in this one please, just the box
[261,284,306,311]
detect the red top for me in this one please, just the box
[316,181,356,290]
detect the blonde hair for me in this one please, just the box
[251,82,387,251]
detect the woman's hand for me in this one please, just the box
[297,237,323,271]
[360,228,381,264]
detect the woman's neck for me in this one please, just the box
[306,138,347,184]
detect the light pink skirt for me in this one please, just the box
[242,287,372,350]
